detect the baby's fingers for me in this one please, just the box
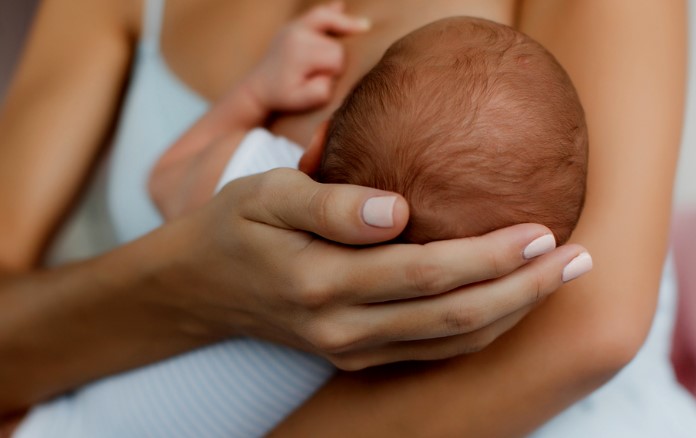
[301,2,371,35]
[295,75,334,107]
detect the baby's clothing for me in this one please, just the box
[214,129,304,192]
[16,0,696,435]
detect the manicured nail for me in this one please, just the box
[356,17,371,30]
[362,196,396,228]
[523,234,556,259]
[562,252,593,282]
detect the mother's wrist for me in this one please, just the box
[102,222,223,348]
[136,215,254,344]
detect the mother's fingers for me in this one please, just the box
[345,244,590,344]
[329,224,557,303]
[329,306,532,370]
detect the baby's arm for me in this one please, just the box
[149,2,369,220]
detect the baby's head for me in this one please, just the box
[315,17,588,244]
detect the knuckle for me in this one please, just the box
[293,273,335,309]
[330,356,364,371]
[526,270,546,303]
[471,234,521,279]
[406,262,447,295]
[308,187,340,234]
[255,169,285,197]
[326,43,344,65]
[218,174,248,202]
[483,247,505,278]
[314,83,332,101]
[308,322,357,354]
[312,55,342,77]
[444,304,481,334]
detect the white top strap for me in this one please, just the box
[142,0,165,49]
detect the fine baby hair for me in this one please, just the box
[318,16,588,244]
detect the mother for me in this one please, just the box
[0,0,688,436]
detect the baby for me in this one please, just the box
[15,9,587,438]
[154,15,587,246]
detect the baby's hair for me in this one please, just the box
[317,17,588,244]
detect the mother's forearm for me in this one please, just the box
[270,277,652,438]
[0,222,215,415]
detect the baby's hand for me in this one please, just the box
[244,1,370,113]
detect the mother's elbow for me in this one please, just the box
[578,295,659,382]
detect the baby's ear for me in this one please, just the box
[299,120,330,177]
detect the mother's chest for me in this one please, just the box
[159,0,517,102]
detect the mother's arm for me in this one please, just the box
[0,0,241,415]
[270,1,687,436]
[0,0,581,417]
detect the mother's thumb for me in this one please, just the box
[235,169,409,245]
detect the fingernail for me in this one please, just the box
[362,196,396,228]
[562,252,593,282]
[523,234,556,259]
[356,17,371,30]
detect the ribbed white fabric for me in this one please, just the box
[14,0,696,436]
[215,128,303,193]
[15,342,333,438]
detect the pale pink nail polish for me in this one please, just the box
[562,252,593,282]
[362,196,397,228]
[523,234,556,259]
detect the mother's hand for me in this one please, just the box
[162,168,591,370]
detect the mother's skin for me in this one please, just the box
[0,1,685,437]
[0,0,583,418]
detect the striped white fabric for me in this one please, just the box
[15,342,334,438]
